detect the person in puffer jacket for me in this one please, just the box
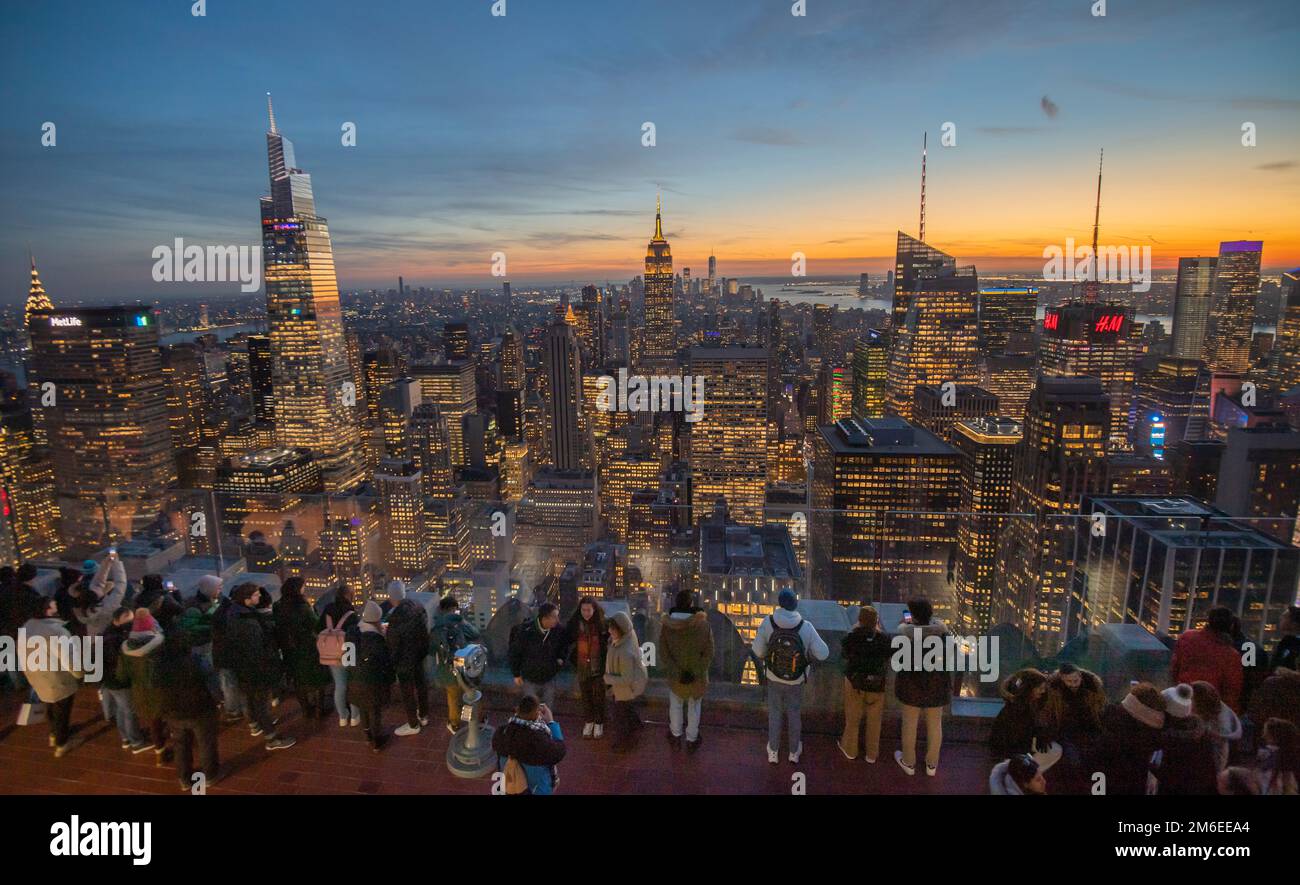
[1170,606,1244,712]
[989,753,1047,795]
[115,609,169,761]
[603,610,648,753]
[383,580,430,736]
[751,588,829,766]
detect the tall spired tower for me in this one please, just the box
[24,253,53,330]
[640,195,676,371]
[260,95,364,491]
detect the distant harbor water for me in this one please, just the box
[161,322,262,345]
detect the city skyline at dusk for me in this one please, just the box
[2,0,1298,303]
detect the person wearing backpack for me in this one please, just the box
[603,610,648,753]
[839,605,890,762]
[491,693,566,795]
[893,597,951,777]
[318,586,361,727]
[384,580,431,736]
[349,601,396,752]
[751,588,829,764]
[659,589,713,752]
[430,594,480,734]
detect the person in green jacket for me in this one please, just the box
[116,609,169,762]
[659,589,714,752]
[603,611,647,753]
[429,594,481,734]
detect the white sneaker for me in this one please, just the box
[767,745,779,764]
[593,724,603,739]
[394,723,421,736]
[349,717,359,727]
[894,750,915,776]
[836,739,855,761]
[339,717,349,728]
[926,763,938,777]
[789,742,802,764]
[419,716,429,727]
[582,722,594,738]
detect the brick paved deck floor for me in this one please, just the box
[0,687,991,796]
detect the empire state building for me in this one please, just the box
[640,196,676,371]
[260,95,364,491]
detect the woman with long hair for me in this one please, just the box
[565,596,607,739]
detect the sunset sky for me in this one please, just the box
[2,0,1297,303]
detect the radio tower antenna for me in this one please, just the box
[918,132,928,243]
[1085,148,1103,303]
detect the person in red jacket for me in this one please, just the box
[1170,607,1244,713]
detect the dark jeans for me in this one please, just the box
[358,702,384,746]
[397,668,429,728]
[577,674,606,724]
[244,687,277,737]
[609,698,642,749]
[48,695,75,747]
[169,713,219,785]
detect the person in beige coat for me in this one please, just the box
[603,611,647,752]
[23,597,85,756]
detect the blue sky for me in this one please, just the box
[2,0,1297,304]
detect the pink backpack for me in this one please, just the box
[317,611,354,665]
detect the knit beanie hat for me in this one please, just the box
[778,588,798,611]
[131,608,159,633]
[1162,683,1195,719]
[387,579,407,604]
[362,600,384,624]
[1121,683,1167,729]
[196,575,223,601]
[82,559,98,575]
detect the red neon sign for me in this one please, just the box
[1043,312,1059,331]
[1094,314,1124,334]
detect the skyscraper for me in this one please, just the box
[544,315,584,471]
[688,346,769,524]
[1171,257,1217,361]
[260,96,364,491]
[29,307,176,546]
[1204,241,1264,374]
[995,376,1110,652]
[1038,301,1138,448]
[810,417,961,612]
[1268,270,1300,391]
[851,330,888,420]
[641,196,676,371]
[978,287,1038,354]
[23,254,53,332]
[953,417,1022,633]
[890,231,955,334]
[886,262,981,421]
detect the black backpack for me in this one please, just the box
[764,615,808,682]
[432,618,466,668]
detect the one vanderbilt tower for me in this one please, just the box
[260,95,364,491]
